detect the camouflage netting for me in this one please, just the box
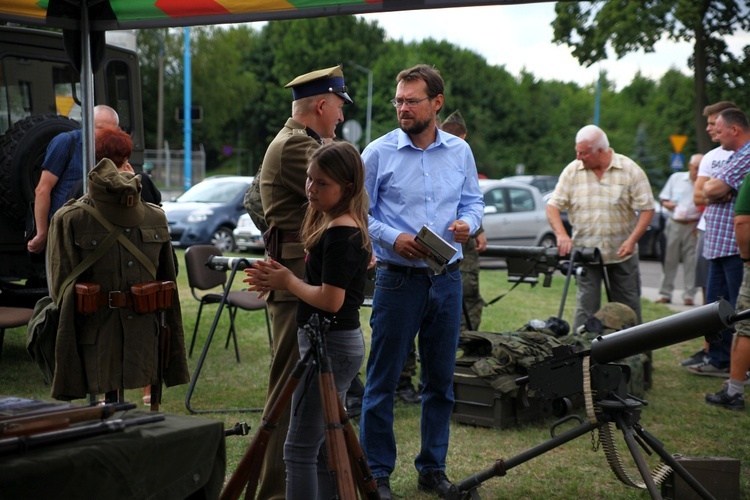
[456,302,650,399]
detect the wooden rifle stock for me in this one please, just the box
[337,398,379,499]
[309,315,356,500]
[220,350,313,500]
[0,413,164,456]
[318,363,357,500]
[0,417,70,438]
[0,402,134,428]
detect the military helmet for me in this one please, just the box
[594,302,637,332]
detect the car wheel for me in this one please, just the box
[211,226,235,253]
[538,234,556,248]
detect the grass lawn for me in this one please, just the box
[1,249,748,498]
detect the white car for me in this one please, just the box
[233,213,264,252]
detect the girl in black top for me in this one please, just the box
[244,141,371,498]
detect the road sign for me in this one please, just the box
[670,134,688,153]
[670,153,685,171]
[342,119,362,145]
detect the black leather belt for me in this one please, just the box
[377,261,460,275]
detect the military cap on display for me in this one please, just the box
[285,65,353,105]
[443,110,466,129]
[87,158,144,227]
[594,302,637,331]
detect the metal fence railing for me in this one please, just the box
[143,142,206,193]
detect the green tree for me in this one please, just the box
[190,25,264,170]
[551,0,750,153]
[136,28,188,151]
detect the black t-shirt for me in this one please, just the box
[296,226,369,331]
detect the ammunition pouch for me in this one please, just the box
[75,280,176,315]
[75,282,101,315]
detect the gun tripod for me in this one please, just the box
[220,315,378,500]
[448,360,715,500]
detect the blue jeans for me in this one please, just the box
[360,266,462,478]
[705,255,743,368]
[284,327,365,500]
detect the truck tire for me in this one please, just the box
[0,114,80,224]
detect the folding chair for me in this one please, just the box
[0,306,34,361]
[184,245,272,361]
[183,246,271,414]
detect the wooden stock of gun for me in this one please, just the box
[0,402,136,438]
[220,314,377,500]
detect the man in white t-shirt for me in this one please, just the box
[679,101,737,368]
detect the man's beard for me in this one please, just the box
[400,116,431,136]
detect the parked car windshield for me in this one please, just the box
[176,178,247,203]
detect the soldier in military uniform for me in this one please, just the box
[46,158,188,402]
[440,110,487,332]
[256,66,352,500]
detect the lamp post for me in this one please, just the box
[144,30,165,185]
[348,61,372,146]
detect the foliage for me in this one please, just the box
[133,13,740,191]
[551,0,750,152]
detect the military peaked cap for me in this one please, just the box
[285,65,353,105]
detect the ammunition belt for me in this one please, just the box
[75,280,176,315]
[582,357,673,489]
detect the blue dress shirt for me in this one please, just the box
[362,127,484,267]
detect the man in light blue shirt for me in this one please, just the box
[359,64,484,500]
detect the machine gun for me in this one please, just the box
[481,245,600,288]
[449,300,749,500]
[480,245,604,336]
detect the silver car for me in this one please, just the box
[479,178,556,247]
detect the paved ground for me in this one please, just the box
[639,258,704,313]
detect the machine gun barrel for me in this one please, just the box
[481,245,600,262]
[590,300,735,365]
[205,255,260,272]
[481,245,556,259]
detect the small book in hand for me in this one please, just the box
[415,225,458,274]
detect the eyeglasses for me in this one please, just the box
[390,97,430,108]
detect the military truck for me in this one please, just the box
[0,25,145,307]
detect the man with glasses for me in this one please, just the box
[546,124,654,331]
[360,64,484,499]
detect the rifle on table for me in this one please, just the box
[0,413,164,456]
[0,402,135,438]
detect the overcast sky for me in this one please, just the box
[359,3,749,90]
